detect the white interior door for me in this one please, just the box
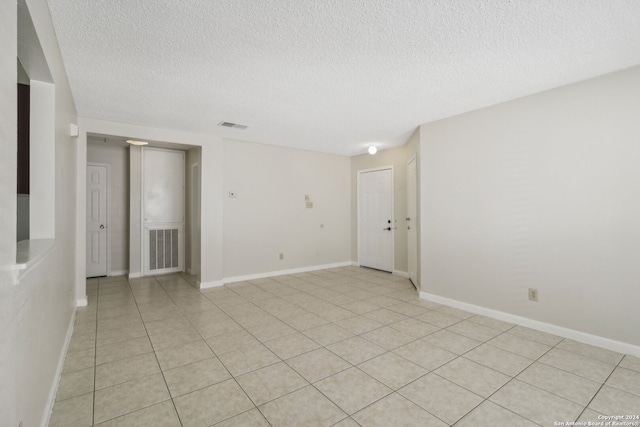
[407,157,418,287]
[358,168,394,272]
[143,148,185,275]
[86,164,108,277]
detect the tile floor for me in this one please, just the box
[50,266,640,426]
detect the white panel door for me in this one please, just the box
[142,148,185,275]
[358,168,393,272]
[86,164,108,277]
[407,157,418,287]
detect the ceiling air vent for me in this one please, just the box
[218,121,248,130]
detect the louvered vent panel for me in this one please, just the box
[149,228,180,271]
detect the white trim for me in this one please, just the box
[128,272,143,279]
[109,270,128,277]
[14,239,55,285]
[199,280,224,289]
[420,291,640,358]
[357,166,395,273]
[223,261,353,285]
[190,162,201,276]
[76,298,88,307]
[42,310,76,427]
[392,270,409,278]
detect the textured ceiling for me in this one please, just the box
[48,0,640,155]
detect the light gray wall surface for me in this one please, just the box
[1,0,79,425]
[420,66,640,347]
[223,139,352,278]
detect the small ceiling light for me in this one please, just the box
[368,146,378,155]
[126,139,149,146]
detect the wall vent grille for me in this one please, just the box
[218,121,248,130]
[149,228,179,270]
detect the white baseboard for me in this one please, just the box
[128,272,142,279]
[76,297,88,307]
[109,270,128,277]
[223,261,354,285]
[392,270,409,278]
[420,291,640,358]
[42,309,76,427]
[199,280,224,289]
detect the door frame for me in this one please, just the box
[407,155,418,288]
[87,162,111,277]
[190,162,201,275]
[357,165,395,272]
[140,147,186,276]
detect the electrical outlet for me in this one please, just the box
[528,288,538,302]
[279,253,284,260]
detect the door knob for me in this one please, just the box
[100,224,105,229]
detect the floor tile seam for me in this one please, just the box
[475,327,553,360]
[553,341,625,367]
[235,368,312,408]
[330,348,384,367]
[291,361,353,386]
[356,325,423,350]
[476,340,541,365]
[95,394,175,426]
[430,359,512,395]
[474,376,546,426]
[425,328,484,352]
[534,358,615,384]
[466,315,517,333]
[395,386,467,427]
[435,348,512,379]
[602,378,640,398]
[574,357,626,421]
[120,276,186,427]
[308,372,394,418]
[487,374,598,425]
[512,369,601,408]
[450,399,544,427]
[90,285,100,427]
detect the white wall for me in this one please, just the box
[87,141,129,275]
[420,66,640,348]
[223,139,351,279]
[1,0,79,426]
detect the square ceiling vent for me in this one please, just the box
[218,121,248,130]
